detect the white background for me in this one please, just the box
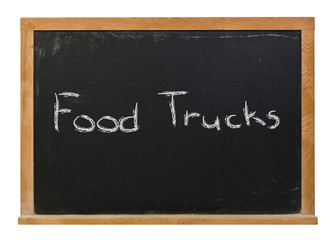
[0,0,332,239]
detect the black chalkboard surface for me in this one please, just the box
[34,30,301,214]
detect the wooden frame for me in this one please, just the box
[19,17,316,224]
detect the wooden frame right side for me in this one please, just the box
[301,28,315,216]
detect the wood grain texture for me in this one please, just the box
[19,17,316,224]
[301,30,315,215]
[21,30,34,215]
[20,17,314,31]
[18,214,317,225]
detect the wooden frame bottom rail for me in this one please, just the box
[19,214,317,224]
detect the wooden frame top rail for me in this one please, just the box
[21,17,315,31]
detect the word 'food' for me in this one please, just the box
[54,92,139,133]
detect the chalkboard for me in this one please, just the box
[33,30,301,215]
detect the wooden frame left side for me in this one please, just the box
[21,29,34,216]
